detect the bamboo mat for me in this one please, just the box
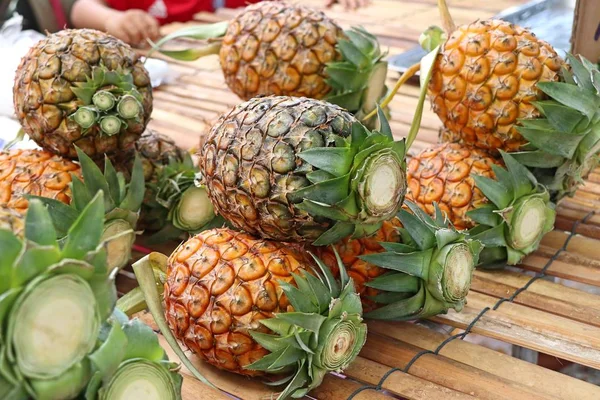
[119,0,600,398]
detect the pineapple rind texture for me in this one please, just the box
[430,19,562,153]
[220,1,344,101]
[0,149,81,214]
[13,29,153,159]
[164,228,311,376]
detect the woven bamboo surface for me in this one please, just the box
[118,0,600,398]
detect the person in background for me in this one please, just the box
[13,0,370,48]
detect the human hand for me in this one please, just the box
[324,0,372,10]
[105,10,160,47]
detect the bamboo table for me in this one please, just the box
[119,0,600,398]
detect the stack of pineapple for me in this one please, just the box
[4,0,597,398]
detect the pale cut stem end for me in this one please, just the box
[73,107,98,129]
[321,322,358,371]
[117,95,142,119]
[509,197,548,251]
[360,153,406,220]
[437,0,457,35]
[99,115,122,136]
[362,62,421,123]
[102,220,136,271]
[443,244,474,302]
[92,91,116,111]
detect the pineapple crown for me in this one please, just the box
[70,65,145,136]
[0,195,182,400]
[290,107,407,245]
[245,250,366,399]
[324,26,388,125]
[31,146,145,271]
[361,200,482,320]
[513,54,600,200]
[146,152,224,243]
[0,194,115,398]
[467,151,556,268]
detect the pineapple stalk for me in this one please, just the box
[73,107,99,130]
[99,115,122,136]
[92,91,116,111]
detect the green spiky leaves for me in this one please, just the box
[244,251,366,400]
[31,146,145,271]
[291,112,407,246]
[360,201,482,320]
[325,27,388,127]
[513,54,600,201]
[468,152,556,268]
[70,66,145,136]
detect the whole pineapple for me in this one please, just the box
[429,19,563,153]
[199,96,407,245]
[13,29,153,159]
[428,1,600,201]
[407,143,555,266]
[151,228,366,398]
[154,1,388,125]
[0,149,80,213]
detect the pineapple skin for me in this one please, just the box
[314,218,401,312]
[407,142,500,230]
[200,96,357,242]
[0,206,24,236]
[220,1,344,100]
[13,29,153,159]
[0,149,80,214]
[163,228,311,376]
[430,20,563,153]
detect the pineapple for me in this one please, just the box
[132,228,366,399]
[152,1,388,125]
[407,143,555,266]
[316,201,482,320]
[429,19,562,152]
[199,96,407,245]
[427,1,600,201]
[0,149,81,213]
[13,29,153,159]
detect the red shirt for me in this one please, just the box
[106,0,258,25]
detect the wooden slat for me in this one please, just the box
[432,292,600,369]
[367,321,600,400]
[360,333,556,400]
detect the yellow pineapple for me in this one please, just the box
[133,228,366,399]
[425,0,600,201]
[152,1,388,125]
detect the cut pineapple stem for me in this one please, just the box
[360,153,406,218]
[321,321,359,370]
[442,244,474,301]
[437,0,456,35]
[172,186,215,231]
[509,197,549,250]
[101,220,136,272]
[92,90,116,111]
[11,275,99,378]
[133,253,217,389]
[362,62,421,123]
[72,107,98,129]
[101,360,178,400]
[117,95,142,119]
[99,115,122,135]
